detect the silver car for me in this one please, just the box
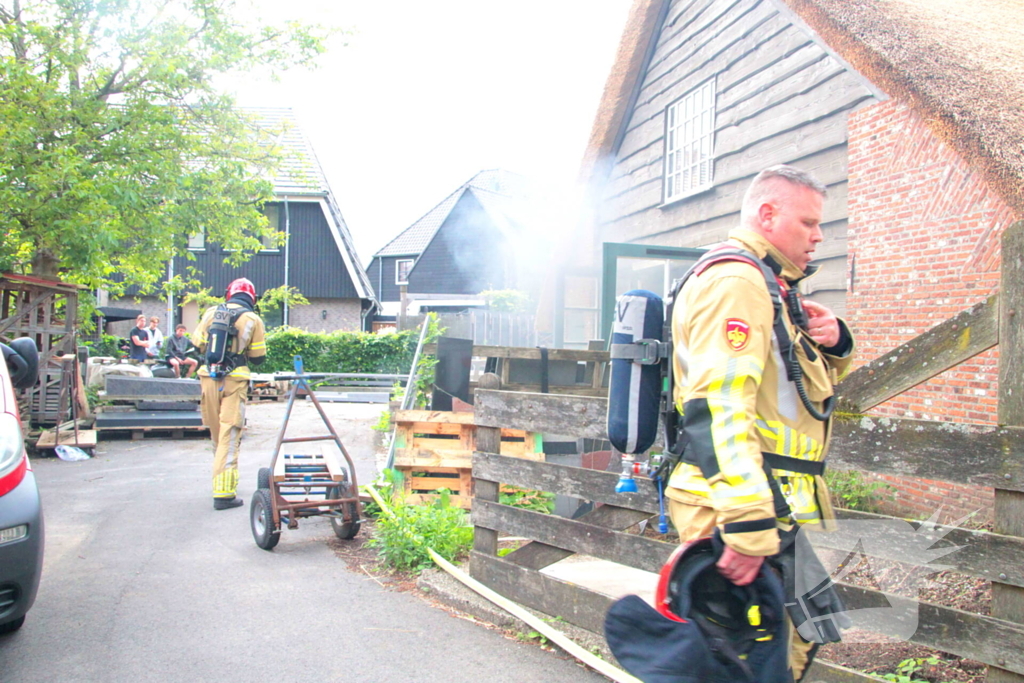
[0,338,43,635]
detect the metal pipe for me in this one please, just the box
[283,197,291,326]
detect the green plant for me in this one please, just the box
[479,289,533,313]
[371,410,391,433]
[825,469,894,513]
[367,488,472,572]
[500,485,555,514]
[83,383,112,411]
[881,656,939,683]
[259,285,310,317]
[361,469,404,519]
[83,333,125,359]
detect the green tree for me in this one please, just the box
[258,284,309,320]
[0,0,329,296]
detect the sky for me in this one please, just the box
[227,0,633,265]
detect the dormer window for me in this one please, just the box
[664,78,716,203]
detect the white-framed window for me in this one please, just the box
[664,78,716,203]
[395,259,414,285]
[260,204,281,252]
[187,228,205,251]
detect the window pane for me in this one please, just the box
[188,229,205,250]
[564,310,598,344]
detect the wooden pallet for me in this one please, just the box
[392,410,544,509]
[36,429,98,450]
[97,425,210,440]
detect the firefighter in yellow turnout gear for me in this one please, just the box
[191,278,267,510]
[667,166,855,681]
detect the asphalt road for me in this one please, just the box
[0,400,606,683]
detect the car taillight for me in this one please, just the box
[0,413,27,496]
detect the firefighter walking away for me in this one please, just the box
[191,278,267,510]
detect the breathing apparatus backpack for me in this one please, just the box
[205,303,246,380]
[606,245,835,484]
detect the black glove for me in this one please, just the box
[771,532,851,644]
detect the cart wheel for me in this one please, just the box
[327,484,361,540]
[250,489,280,550]
[257,467,271,491]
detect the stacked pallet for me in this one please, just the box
[392,409,543,509]
[95,376,205,439]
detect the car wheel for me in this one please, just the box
[250,489,280,550]
[0,615,25,636]
[257,467,271,491]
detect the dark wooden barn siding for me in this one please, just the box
[368,255,417,303]
[597,0,881,315]
[407,192,511,296]
[173,201,357,299]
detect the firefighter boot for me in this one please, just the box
[214,496,244,510]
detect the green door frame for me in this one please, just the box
[600,242,705,341]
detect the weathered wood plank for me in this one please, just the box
[474,500,674,573]
[472,478,499,556]
[834,510,1024,588]
[503,505,655,571]
[602,171,848,243]
[837,295,998,413]
[838,584,1024,674]
[472,452,661,515]
[829,415,1024,492]
[423,344,608,363]
[474,390,609,440]
[469,551,613,634]
[993,219,1024,682]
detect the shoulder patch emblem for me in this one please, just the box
[725,318,750,351]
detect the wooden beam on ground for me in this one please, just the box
[474,389,608,439]
[836,294,998,413]
[829,415,1024,492]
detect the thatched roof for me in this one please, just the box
[784,0,1024,217]
[582,0,1024,217]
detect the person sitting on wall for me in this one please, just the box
[165,324,199,379]
[146,316,165,360]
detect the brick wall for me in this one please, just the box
[105,297,169,339]
[847,100,1017,424]
[287,298,363,332]
[845,100,1016,524]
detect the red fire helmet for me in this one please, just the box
[225,278,256,301]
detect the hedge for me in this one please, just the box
[261,327,420,374]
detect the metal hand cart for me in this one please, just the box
[250,356,362,550]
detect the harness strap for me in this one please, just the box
[762,453,825,477]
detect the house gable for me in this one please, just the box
[407,189,511,296]
[587,0,882,317]
[176,200,358,299]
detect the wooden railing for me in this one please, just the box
[466,222,1024,683]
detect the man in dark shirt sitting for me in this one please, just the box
[128,315,150,362]
[165,324,199,378]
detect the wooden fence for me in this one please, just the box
[467,222,1024,682]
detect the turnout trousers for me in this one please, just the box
[200,375,248,499]
[668,496,817,681]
